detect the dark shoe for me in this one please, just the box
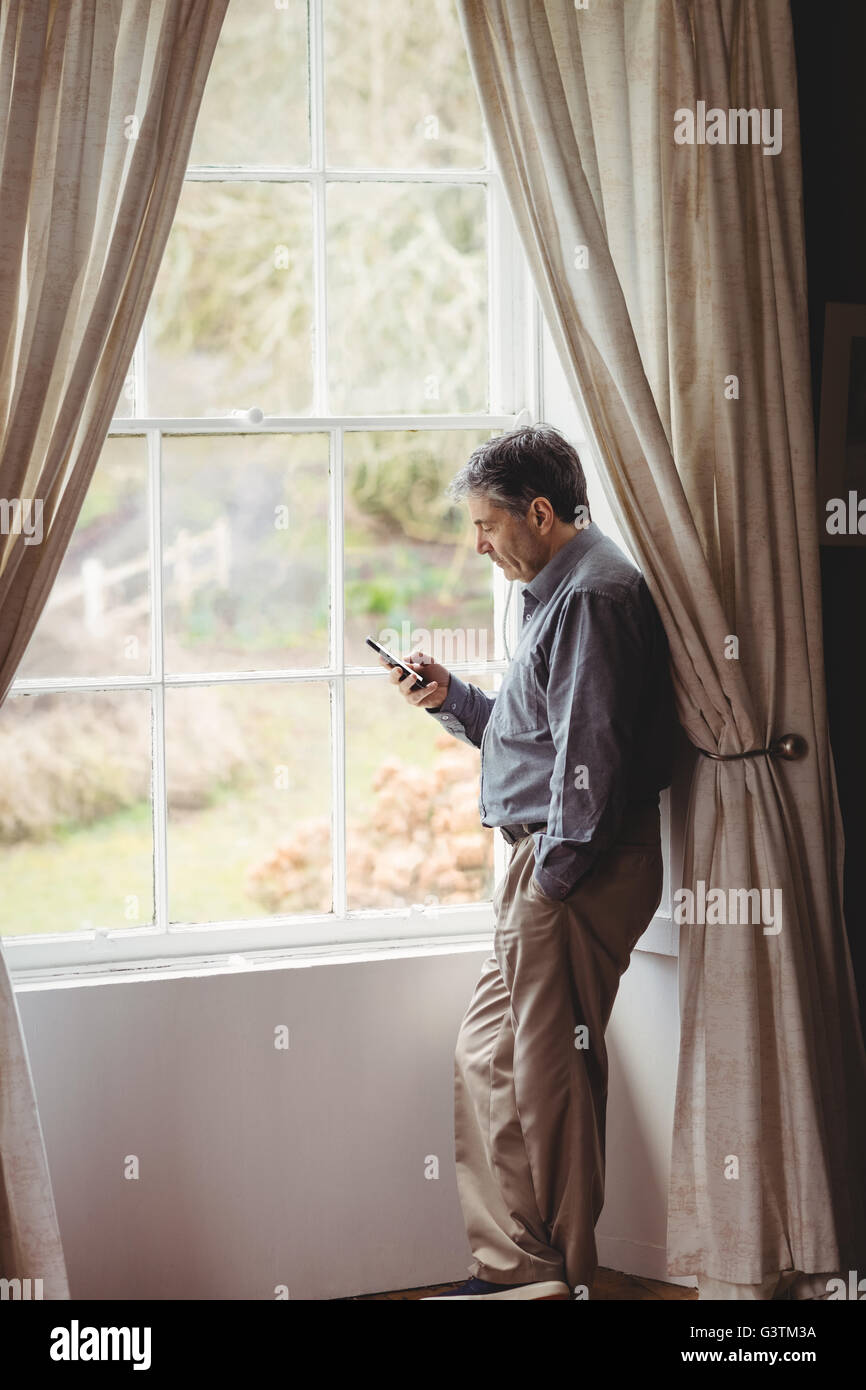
[422,1277,571,1300]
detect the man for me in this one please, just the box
[382,424,675,1300]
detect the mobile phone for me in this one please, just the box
[365,636,431,690]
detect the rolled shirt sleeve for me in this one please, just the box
[425,673,496,749]
[531,587,647,900]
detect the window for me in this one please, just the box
[3,0,536,973]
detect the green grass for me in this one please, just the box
[0,802,154,936]
[0,679,468,936]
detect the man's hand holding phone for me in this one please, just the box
[367,636,450,710]
[386,650,450,709]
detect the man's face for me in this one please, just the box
[467,493,548,582]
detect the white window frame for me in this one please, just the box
[5,5,532,979]
[5,1,673,981]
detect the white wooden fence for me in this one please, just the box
[48,518,232,636]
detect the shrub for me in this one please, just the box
[245,735,493,912]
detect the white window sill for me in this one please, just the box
[6,908,677,989]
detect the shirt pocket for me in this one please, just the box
[498,661,541,735]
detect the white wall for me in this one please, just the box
[15,938,684,1299]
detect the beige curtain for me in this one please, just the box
[456,0,866,1290]
[0,0,228,1298]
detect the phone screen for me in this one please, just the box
[365,636,429,688]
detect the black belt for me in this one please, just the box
[499,821,546,846]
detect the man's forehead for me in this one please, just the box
[467,493,506,523]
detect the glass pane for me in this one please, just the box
[147,183,314,417]
[346,671,495,910]
[166,682,331,922]
[324,0,485,169]
[344,430,495,668]
[16,436,150,679]
[0,690,153,936]
[111,361,135,418]
[327,183,487,414]
[189,0,309,168]
[162,433,329,674]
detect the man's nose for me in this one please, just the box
[475,532,490,555]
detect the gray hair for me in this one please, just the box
[446,424,590,524]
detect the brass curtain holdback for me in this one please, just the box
[700,734,808,762]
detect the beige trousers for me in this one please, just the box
[454,800,664,1293]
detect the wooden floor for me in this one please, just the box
[346,1267,696,1300]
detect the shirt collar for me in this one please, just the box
[521,521,604,610]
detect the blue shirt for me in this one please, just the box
[427,521,675,899]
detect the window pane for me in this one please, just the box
[162,434,329,675]
[189,0,309,168]
[0,691,153,936]
[166,682,331,922]
[344,430,495,667]
[112,363,135,419]
[324,0,485,169]
[17,436,150,679]
[147,183,314,417]
[327,183,487,414]
[346,672,495,910]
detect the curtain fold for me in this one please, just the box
[0,0,228,1298]
[456,0,866,1286]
